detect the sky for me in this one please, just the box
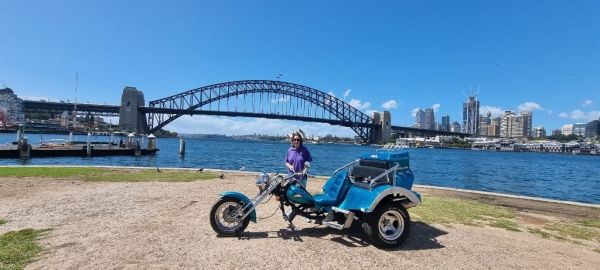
[1,0,599,137]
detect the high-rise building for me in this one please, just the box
[479,112,492,137]
[561,124,573,135]
[462,95,480,134]
[552,129,562,136]
[573,123,586,137]
[500,111,515,138]
[450,121,461,133]
[415,109,426,128]
[0,88,24,125]
[489,117,501,137]
[533,126,546,138]
[585,119,600,138]
[521,111,533,138]
[424,108,436,130]
[500,110,533,138]
[440,115,450,132]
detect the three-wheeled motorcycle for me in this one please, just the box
[209,149,421,248]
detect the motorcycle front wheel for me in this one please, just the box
[209,197,250,236]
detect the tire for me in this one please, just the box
[209,197,250,236]
[367,203,410,248]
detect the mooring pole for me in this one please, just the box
[179,138,185,156]
[135,139,141,156]
[86,132,92,157]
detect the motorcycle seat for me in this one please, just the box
[313,171,350,206]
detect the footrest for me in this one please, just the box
[324,221,344,230]
[324,207,355,230]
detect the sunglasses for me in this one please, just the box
[292,138,301,142]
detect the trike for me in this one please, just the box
[209,149,421,248]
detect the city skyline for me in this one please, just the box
[1,1,599,136]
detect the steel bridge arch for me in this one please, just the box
[145,80,376,142]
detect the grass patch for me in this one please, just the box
[410,196,516,228]
[0,220,6,226]
[0,229,48,270]
[544,222,600,242]
[528,228,552,239]
[0,167,217,182]
[578,218,600,229]
[491,219,520,231]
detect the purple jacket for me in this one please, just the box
[285,146,313,173]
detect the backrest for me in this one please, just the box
[323,171,350,202]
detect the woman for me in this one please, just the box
[285,130,313,188]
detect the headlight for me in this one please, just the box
[255,173,269,188]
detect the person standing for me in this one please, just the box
[285,130,313,188]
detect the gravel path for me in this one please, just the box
[1,173,599,269]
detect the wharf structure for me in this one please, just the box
[0,130,159,159]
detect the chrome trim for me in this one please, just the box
[366,187,421,212]
[333,159,359,175]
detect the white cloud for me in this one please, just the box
[381,100,397,110]
[517,102,543,112]
[432,103,440,112]
[480,105,504,116]
[343,89,351,99]
[168,115,356,137]
[582,99,593,107]
[348,99,370,110]
[411,108,420,117]
[559,110,600,121]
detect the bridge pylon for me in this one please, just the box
[369,111,391,144]
[119,87,147,134]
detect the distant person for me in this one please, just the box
[119,139,123,148]
[285,130,313,188]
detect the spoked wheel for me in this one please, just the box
[367,203,410,248]
[209,197,250,236]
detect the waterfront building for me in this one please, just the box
[440,115,450,132]
[573,123,586,137]
[561,124,573,135]
[500,110,532,138]
[450,121,461,133]
[462,95,480,134]
[479,112,492,137]
[533,126,546,138]
[0,88,24,126]
[585,119,600,139]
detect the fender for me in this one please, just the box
[366,187,421,212]
[220,192,257,223]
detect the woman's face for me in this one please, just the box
[292,136,301,148]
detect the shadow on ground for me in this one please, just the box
[235,221,447,250]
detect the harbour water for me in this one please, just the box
[1,133,599,204]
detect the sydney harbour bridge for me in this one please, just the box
[22,80,468,143]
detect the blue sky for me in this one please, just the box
[1,0,599,136]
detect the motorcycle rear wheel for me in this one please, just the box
[210,197,250,236]
[367,203,410,248]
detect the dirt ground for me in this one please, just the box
[1,172,599,269]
